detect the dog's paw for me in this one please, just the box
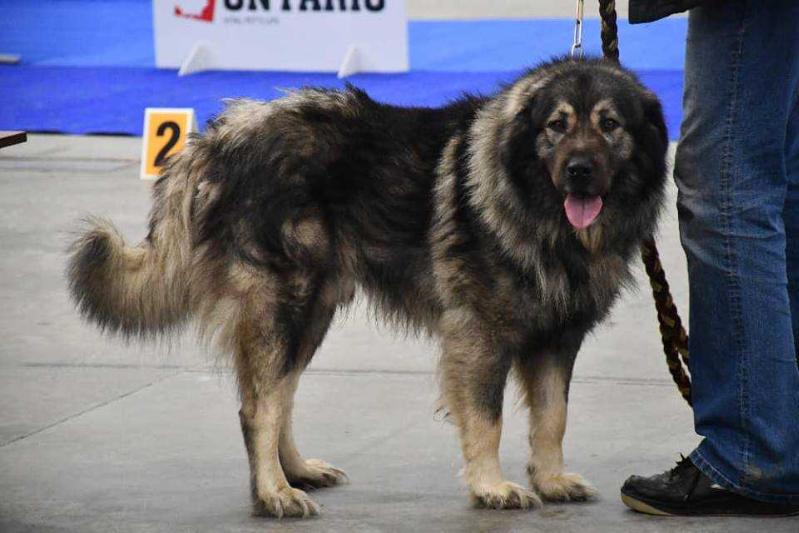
[252,486,320,518]
[286,458,349,490]
[470,480,542,510]
[532,472,598,502]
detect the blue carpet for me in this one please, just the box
[0,0,155,67]
[0,0,686,137]
[0,66,684,137]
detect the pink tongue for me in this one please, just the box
[564,194,603,229]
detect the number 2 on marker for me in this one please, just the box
[154,121,181,167]
[141,108,195,180]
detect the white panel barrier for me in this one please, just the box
[154,0,408,76]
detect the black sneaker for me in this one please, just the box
[621,456,799,517]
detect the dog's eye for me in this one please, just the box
[600,117,620,132]
[547,118,567,133]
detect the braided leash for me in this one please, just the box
[640,239,692,404]
[597,0,693,405]
[598,0,619,62]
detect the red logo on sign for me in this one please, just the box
[174,0,215,22]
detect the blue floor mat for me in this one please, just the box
[1,65,684,137]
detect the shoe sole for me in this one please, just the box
[621,492,799,518]
[621,494,672,516]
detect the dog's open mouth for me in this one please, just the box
[564,194,603,229]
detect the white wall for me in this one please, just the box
[406,0,631,19]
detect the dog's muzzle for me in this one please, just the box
[563,155,604,197]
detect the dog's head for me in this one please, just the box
[493,58,668,236]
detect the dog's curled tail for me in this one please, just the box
[67,152,198,339]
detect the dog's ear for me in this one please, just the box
[497,74,551,185]
[635,90,669,188]
[502,73,549,120]
[641,91,668,151]
[498,100,541,195]
[499,78,546,159]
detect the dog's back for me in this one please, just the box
[68,86,483,351]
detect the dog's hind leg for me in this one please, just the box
[239,372,319,518]
[232,270,344,518]
[279,372,349,489]
[439,310,541,510]
[517,331,597,502]
[278,279,349,489]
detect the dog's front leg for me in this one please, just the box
[440,311,541,510]
[517,332,597,502]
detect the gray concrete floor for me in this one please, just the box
[0,135,792,533]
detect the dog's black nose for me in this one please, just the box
[566,156,593,180]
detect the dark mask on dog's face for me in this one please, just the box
[536,77,646,229]
[501,63,667,232]
[538,97,626,229]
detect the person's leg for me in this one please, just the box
[784,99,799,358]
[623,1,799,514]
[675,0,799,503]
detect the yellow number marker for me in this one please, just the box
[140,108,196,180]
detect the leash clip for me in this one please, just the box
[571,0,585,59]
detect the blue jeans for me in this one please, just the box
[675,0,799,504]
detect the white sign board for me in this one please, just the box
[153,0,408,74]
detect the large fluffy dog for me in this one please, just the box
[68,57,667,517]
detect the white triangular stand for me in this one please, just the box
[0,54,21,65]
[337,45,361,79]
[178,41,213,76]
